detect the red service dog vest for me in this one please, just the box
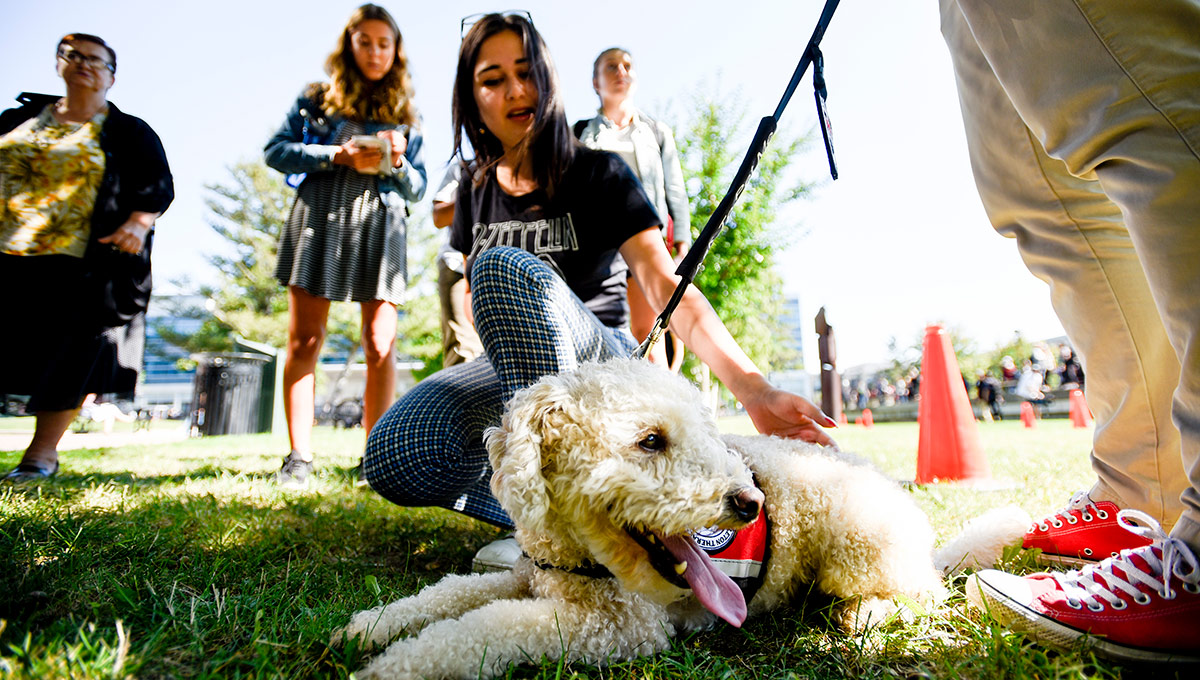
[692,506,771,603]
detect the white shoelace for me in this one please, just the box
[1053,510,1200,611]
[1035,489,1108,532]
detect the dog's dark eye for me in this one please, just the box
[638,433,667,453]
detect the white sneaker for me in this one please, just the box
[472,536,522,573]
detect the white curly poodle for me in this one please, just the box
[339,358,995,679]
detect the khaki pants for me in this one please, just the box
[438,258,483,368]
[940,0,1200,548]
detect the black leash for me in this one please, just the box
[632,0,842,360]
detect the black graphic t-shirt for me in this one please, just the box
[450,148,661,327]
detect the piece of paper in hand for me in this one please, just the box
[351,135,392,175]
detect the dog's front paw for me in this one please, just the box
[834,596,907,633]
[332,606,396,650]
[351,663,389,680]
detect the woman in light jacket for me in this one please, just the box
[264,3,426,488]
[575,47,690,369]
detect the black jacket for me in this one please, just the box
[1,92,174,327]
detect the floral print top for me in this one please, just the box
[0,104,107,257]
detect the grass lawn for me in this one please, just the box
[0,418,1181,678]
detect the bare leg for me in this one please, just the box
[21,408,80,470]
[283,287,331,460]
[360,300,399,435]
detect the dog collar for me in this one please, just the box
[528,555,614,579]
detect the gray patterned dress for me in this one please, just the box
[274,120,407,303]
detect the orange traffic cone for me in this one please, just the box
[1020,402,1037,428]
[915,325,990,484]
[860,408,874,428]
[1069,389,1092,428]
[838,412,848,426]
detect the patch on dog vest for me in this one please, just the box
[694,506,770,603]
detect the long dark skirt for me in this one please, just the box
[0,254,140,411]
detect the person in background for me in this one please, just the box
[78,394,136,434]
[1029,341,1054,377]
[942,0,1200,660]
[1,33,173,482]
[265,3,427,489]
[362,12,836,570]
[976,371,1003,421]
[1013,359,1049,411]
[999,354,1018,382]
[1058,343,1084,388]
[574,47,691,370]
[430,163,483,368]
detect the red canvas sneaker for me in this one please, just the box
[971,510,1200,664]
[1022,490,1152,565]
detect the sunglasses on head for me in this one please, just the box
[460,10,533,39]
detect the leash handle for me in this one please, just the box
[633,0,842,360]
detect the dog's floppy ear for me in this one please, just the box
[485,381,567,534]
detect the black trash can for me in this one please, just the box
[190,353,269,436]
[233,337,280,434]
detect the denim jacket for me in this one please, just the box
[577,109,690,246]
[263,91,427,204]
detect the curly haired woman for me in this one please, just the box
[264,3,426,488]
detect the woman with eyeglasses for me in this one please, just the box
[575,47,691,371]
[264,3,427,489]
[0,33,173,482]
[362,13,835,536]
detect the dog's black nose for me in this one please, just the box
[726,487,764,522]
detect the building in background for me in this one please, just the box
[769,295,813,401]
[141,300,202,415]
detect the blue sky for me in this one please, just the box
[2,1,1066,369]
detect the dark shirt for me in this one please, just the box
[0,93,174,247]
[1,92,174,327]
[450,148,660,327]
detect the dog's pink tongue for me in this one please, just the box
[658,533,747,627]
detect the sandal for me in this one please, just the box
[3,461,59,483]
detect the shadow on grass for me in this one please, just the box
[2,464,244,490]
[1,466,504,678]
[2,462,368,493]
[0,423,1135,680]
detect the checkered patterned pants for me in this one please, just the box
[363,247,638,527]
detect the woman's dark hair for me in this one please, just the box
[452,13,574,197]
[58,33,116,73]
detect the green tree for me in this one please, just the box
[394,211,444,380]
[885,324,984,386]
[985,332,1035,379]
[159,159,444,378]
[674,89,815,400]
[155,160,295,354]
[883,326,1040,398]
